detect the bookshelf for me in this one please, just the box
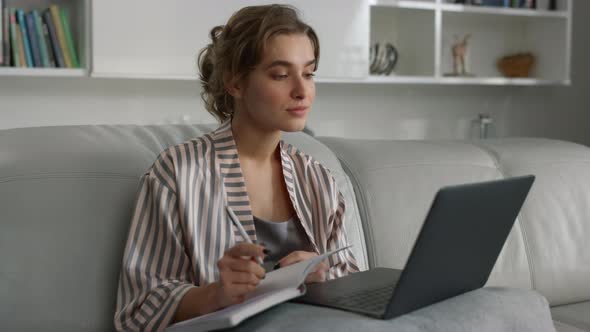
[0,0,90,77]
[369,0,572,85]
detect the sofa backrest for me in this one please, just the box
[319,138,534,291]
[477,139,590,306]
[0,125,365,332]
[320,136,590,307]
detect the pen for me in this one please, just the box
[226,206,264,265]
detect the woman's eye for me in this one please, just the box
[272,74,288,80]
[304,73,316,79]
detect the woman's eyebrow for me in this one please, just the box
[265,59,316,69]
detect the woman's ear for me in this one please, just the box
[224,73,244,100]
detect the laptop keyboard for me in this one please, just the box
[330,284,396,313]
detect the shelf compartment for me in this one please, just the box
[2,0,90,74]
[371,6,436,77]
[440,11,568,81]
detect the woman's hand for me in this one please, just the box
[214,243,267,308]
[275,251,329,283]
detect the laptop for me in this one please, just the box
[293,175,535,319]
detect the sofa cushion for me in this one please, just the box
[551,301,590,331]
[318,137,533,291]
[478,139,590,306]
[0,125,364,331]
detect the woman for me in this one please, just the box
[114,4,358,331]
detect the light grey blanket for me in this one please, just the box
[232,287,556,332]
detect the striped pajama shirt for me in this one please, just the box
[114,120,359,331]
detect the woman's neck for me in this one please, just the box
[231,113,282,163]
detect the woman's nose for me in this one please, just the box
[291,77,308,100]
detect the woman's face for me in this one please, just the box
[232,33,316,133]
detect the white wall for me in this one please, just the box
[0,3,588,145]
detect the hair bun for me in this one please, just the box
[210,25,224,44]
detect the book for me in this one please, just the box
[2,7,10,67]
[166,245,352,332]
[16,9,32,67]
[33,10,50,67]
[40,17,55,67]
[42,9,63,68]
[49,4,71,68]
[9,8,20,67]
[481,0,505,7]
[58,7,78,68]
[11,9,25,67]
[25,11,42,67]
[15,18,26,67]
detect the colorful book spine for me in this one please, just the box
[59,7,78,68]
[16,9,33,67]
[15,12,26,67]
[32,10,50,67]
[9,8,21,67]
[42,9,63,68]
[49,5,71,68]
[41,18,55,67]
[25,12,42,67]
[2,7,10,66]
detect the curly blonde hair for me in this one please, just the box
[197,4,320,123]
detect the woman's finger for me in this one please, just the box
[305,270,326,283]
[227,242,266,259]
[313,261,329,273]
[223,256,266,279]
[277,250,316,268]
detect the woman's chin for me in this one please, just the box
[280,120,307,133]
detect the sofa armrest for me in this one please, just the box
[231,287,555,332]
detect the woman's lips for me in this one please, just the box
[286,106,309,117]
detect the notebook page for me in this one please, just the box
[166,245,351,331]
[246,244,352,299]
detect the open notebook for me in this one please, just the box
[166,246,351,332]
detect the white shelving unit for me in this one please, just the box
[369,0,572,85]
[0,0,572,85]
[0,0,90,77]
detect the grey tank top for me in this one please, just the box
[253,215,313,272]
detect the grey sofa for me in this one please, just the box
[1,124,587,331]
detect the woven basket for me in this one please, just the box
[497,53,535,78]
